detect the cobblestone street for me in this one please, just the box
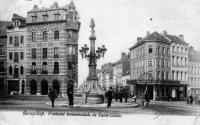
[0,98,200,116]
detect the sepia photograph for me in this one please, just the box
[0,0,200,125]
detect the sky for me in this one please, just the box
[1,0,200,85]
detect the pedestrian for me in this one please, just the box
[194,95,198,106]
[124,92,128,103]
[144,91,150,108]
[119,91,123,103]
[189,94,193,105]
[115,92,118,102]
[67,83,74,108]
[106,87,113,108]
[48,88,57,108]
[132,95,137,104]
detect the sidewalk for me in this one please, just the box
[46,101,138,108]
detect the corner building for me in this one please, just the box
[6,14,27,95]
[26,1,80,96]
[129,31,188,101]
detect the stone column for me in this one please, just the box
[153,84,157,100]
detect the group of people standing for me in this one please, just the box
[187,94,200,106]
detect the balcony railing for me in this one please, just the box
[41,70,48,74]
[30,70,36,74]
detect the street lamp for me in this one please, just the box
[79,18,107,81]
[79,18,107,101]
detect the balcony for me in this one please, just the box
[30,70,36,74]
[53,70,59,74]
[41,70,48,74]
[13,73,19,78]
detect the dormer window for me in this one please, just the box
[32,16,37,22]
[55,14,59,21]
[43,15,48,22]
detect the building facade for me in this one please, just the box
[6,14,26,95]
[129,31,188,100]
[188,46,200,96]
[0,21,12,95]
[100,63,113,90]
[26,1,80,96]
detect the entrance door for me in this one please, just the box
[53,79,60,95]
[41,80,48,95]
[30,80,37,95]
[147,85,153,100]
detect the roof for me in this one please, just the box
[12,13,26,21]
[189,49,200,63]
[129,31,170,50]
[0,21,12,37]
[165,34,188,45]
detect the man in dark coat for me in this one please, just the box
[144,91,150,107]
[106,87,113,108]
[48,88,57,108]
[67,83,74,108]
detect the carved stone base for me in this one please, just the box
[75,80,105,104]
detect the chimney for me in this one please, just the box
[137,37,142,42]
[121,52,126,60]
[179,34,184,41]
[146,31,150,36]
[163,30,167,36]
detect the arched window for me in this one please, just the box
[31,62,36,74]
[9,65,12,75]
[32,32,36,42]
[30,79,37,95]
[42,62,48,74]
[41,79,48,95]
[53,62,59,74]
[20,65,24,75]
[43,31,47,40]
[14,65,19,78]
[54,30,59,40]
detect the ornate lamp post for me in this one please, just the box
[79,18,107,97]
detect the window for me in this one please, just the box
[162,60,165,67]
[9,52,13,60]
[53,62,59,74]
[69,12,73,20]
[161,72,164,80]
[54,47,59,58]
[166,61,169,67]
[20,52,24,60]
[157,71,160,80]
[0,48,5,55]
[14,52,19,63]
[14,65,19,78]
[54,30,59,40]
[148,45,153,53]
[148,59,152,67]
[173,46,175,52]
[162,47,165,54]
[166,72,169,80]
[157,59,160,67]
[31,48,36,59]
[55,14,59,20]
[167,48,169,55]
[9,65,12,75]
[9,37,13,45]
[43,31,47,40]
[20,36,24,44]
[68,61,75,70]
[0,62,4,72]
[32,16,37,22]
[14,36,19,47]
[42,48,47,59]
[42,62,48,74]
[67,30,73,39]
[32,32,36,42]
[43,15,48,22]
[31,62,36,74]
[20,65,24,75]
[67,45,76,55]
[157,46,160,54]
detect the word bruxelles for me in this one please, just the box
[22,110,121,117]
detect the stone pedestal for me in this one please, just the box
[75,80,105,104]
